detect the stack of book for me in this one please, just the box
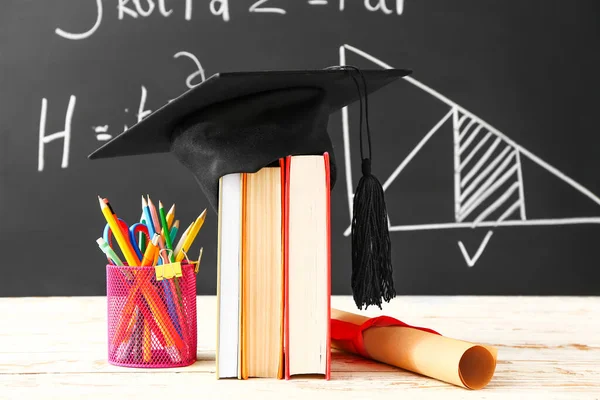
[216,154,331,379]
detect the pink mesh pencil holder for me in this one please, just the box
[106,263,197,368]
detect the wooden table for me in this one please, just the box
[1,296,598,399]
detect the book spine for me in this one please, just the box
[216,177,223,379]
[278,158,286,380]
[284,156,292,380]
[324,152,331,381]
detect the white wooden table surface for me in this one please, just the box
[0,296,598,399]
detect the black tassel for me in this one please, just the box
[325,64,396,309]
[351,158,395,309]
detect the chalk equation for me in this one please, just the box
[55,0,405,40]
[37,50,204,172]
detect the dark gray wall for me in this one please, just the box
[2,0,600,296]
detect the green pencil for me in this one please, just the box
[158,201,175,262]
[169,220,180,244]
[159,201,184,306]
[139,213,147,254]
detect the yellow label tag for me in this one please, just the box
[155,262,182,281]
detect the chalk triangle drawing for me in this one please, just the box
[338,44,600,266]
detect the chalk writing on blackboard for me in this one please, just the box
[93,125,111,142]
[38,96,75,171]
[338,0,403,13]
[339,44,600,267]
[54,0,405,40]
[173,51,206,89]
[54,0,102,40]
[210,0,230,21]
[249,0,286,14]
[37,51,205,172]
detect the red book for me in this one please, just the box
[284,153,331,380]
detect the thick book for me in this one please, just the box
[284,154,331,379]
[216,173,243,379]
[241,165,285,379]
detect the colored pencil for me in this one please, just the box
[169,220,180,244]
[159,201,185,313]
[174,222,193,257]
[142,196,156,237]
[148,196,183,330]
[166,204,175,230]
[147,195,168,257]
[159,201,175,261]
[141,234,160,266]
[175,209,207,262]
[98,196,140,266]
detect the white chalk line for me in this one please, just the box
[460,136,501,173]
[460,138,506,190]
[460,147,512,200]
[458,230,494,267]
[382,109,453,191]
[55,0,102,40]
[497,200,521,223]
[457,113,469,132]
[472,181,520,226]
[38,95,75,171]
[515,150,527,220]
[92,125,109,133]
[387,217,600,232]
[458,118,476,142]
[249,0,286,14]
[460,152,516,212]
[173,51,206,88]
[458,124,485,155]
[453,107,461,221]
[459,164,519,221]
[462,147,515,202]
[459,131,493,171]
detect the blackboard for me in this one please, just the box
[2,0,600,297]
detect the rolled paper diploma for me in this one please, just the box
[331,309,498,390]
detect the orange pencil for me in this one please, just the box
[141,234,160,266]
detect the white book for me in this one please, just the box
[217,173,242,379]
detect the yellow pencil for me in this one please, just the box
[166,204,176,230]
[173,221,193,256]
[98,196,140,266]
[175,209,207,262]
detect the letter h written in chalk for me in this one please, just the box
[38,95,76,172]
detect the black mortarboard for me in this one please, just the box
[89,68,410,308]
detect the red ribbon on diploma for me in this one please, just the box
[331,316,441,358]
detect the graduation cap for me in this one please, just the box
[89,67,410,309]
